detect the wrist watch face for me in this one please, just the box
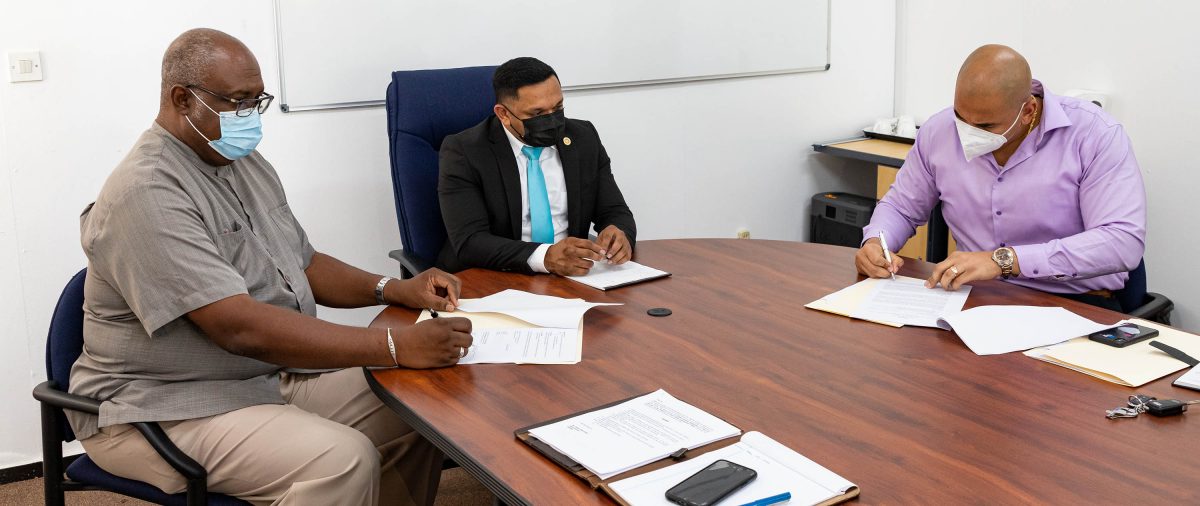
[993,247,1014,266]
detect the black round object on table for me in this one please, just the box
[647,307,672,317]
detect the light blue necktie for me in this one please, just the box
[522,146,554,244]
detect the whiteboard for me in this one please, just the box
[274,0,830,112]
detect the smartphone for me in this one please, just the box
[1088,324,1159,348]
[664,459,757,506]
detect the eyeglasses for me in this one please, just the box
[187,84,274,117]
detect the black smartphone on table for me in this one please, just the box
[1088,323,1159,348]
[664,459,757,506]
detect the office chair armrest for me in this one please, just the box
[34,381,210,504]
[130,422,208,482]
[388,248,433,279]
[1129,291,1174,325]
[33,381,101,415]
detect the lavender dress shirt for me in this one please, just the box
[863,80,1146,294]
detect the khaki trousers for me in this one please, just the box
[80,368,443,506]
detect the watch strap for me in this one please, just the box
[375,276,394,306]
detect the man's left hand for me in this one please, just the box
[926,251,1002,291]
[389,268,461,311]
[596,225,632,265]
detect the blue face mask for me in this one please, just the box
[185,89,263,161]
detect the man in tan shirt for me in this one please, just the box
[68,28,471,505]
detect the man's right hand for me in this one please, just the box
[394,317,473,368]
[855,237,904,278]
[544,237,605,276]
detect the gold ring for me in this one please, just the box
[458,347,467,358]
[949,266,960,276]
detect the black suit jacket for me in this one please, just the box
[437,116,636,273]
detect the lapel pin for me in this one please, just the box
[563,136,572,146]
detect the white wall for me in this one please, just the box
[0,1,893,468]
[895,0,1200,332]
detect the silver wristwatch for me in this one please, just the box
[375,276,394,306]
[992,247,1016,279]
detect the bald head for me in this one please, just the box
[956,45,1032,110]
[159,28,257,107]
[156,28,265,167]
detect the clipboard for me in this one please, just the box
[515,393,860,505]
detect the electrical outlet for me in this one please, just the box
[736,228,751,239]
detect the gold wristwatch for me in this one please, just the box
[992,247,1016,279]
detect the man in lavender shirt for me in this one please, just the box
[856,45,1145,310]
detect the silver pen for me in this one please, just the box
[877,231,896,281]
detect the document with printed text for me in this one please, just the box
[807,275,970,328]
[458,327,578,364]
[527,389,740,480]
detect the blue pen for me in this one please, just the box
[738,492,791,506]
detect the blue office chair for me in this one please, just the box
[1116,259,1173,324]
[31,268,247,506]
[385,65,498,278]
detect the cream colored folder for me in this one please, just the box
[1023,319,1200,387]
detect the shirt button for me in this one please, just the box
[996,211,1003,216]
[998,177,1004,182]
[1034,269,1040,275]
[1000,242,1006,247]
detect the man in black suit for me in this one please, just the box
[437,57,636,275]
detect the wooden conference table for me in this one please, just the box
[367,239,1199,504]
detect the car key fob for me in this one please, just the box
[1146,399,1188,417]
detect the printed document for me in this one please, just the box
[607,432,856,506]
[527,389,739,480]
[458,327,578,364]
[848,276,970,327]
[415,310,582,364]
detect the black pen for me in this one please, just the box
[429,308,439,318]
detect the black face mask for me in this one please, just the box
[507,107,566,147]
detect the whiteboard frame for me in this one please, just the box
[273,0,831,113]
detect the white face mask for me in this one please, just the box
[954,103,1025,161]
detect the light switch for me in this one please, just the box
[8,51,43,82]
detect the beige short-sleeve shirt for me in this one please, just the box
[67,123,317,440]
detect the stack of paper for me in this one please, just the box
[806,275,970,328]
[527,390,740,479]
[566,260,670,290]
[935,306,1118,355]
[606,432,857,506]
[419,289,620,365]
[1024,319,1200,387]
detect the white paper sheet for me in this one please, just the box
[936,305,1117,355]
[566,260,670,290]
[458,327,579,364]
[455,289,620,328]
[527,389,739,480]
[608,432,856,506]
[850,277,970,328]
[1173,365,1200,391]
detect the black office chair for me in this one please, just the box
[1115,259,1173,324]
[31,268,247,506]
[384,66,498,278]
